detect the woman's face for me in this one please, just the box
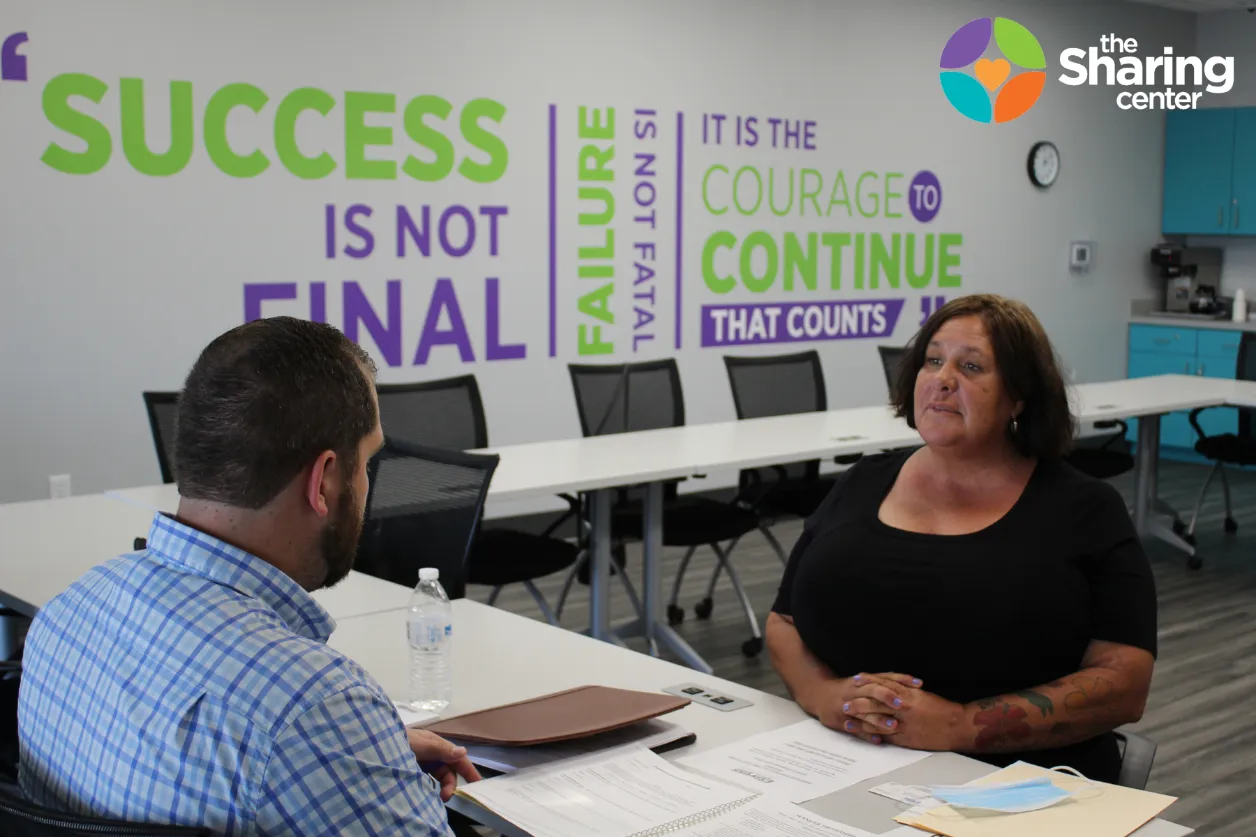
[913,315,1023,453]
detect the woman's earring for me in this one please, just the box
[1010,417,1019,435]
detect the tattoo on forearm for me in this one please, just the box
[973,703,1032,749]
[1062,675,1115,710]
[1012,690,1055,717]
[972,672,1122,750]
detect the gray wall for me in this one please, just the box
[0,0,1195,508]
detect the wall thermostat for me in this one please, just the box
[1069,241,1094,272]
[664,683,754,712]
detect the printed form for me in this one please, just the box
[679,720,929,803]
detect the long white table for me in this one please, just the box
[329,599,1192,836]
[0,493,413,620]
[100,375,1256,674]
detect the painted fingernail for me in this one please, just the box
[893,697,903,708]
[845,720,855,731]
[872,736,882,744]
[886,719,897,728]
[854,675,862,683]
[843,702,851,712]
[912,678,922,687]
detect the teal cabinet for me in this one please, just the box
[1231,108,1256,235]
[1163,108,1236,235]
[1196,334,1241,438]
[1126,324,1247,453]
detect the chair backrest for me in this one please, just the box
[141,392,179,484]
[724,351,827,419]
[0,782,211,836]
[1239,332,1256,440]
[568,359,684,437]
[724,352,826,488]
[1113,728,1157,790]
[877,346,908,401]
[375,376,488,450]
[358,439,499,597]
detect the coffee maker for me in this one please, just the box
[1150,245,1223,314]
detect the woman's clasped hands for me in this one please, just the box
[815,672,966,751]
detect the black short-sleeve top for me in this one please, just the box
[772,450,1157,782]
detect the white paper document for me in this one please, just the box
[456,745,755,837]
[678,719,929,803]
[670,797,878,836]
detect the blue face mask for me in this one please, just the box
[926,776,1082,814]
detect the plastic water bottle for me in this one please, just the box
[407,568,452,712]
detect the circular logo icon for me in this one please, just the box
[940,17,1046,124]
[908,171,942,223]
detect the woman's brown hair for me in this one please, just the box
[890,294,1076,461]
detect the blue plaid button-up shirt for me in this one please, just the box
[18,513,451,836]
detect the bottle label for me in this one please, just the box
[408,619,451,646]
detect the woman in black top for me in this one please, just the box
[767,294,1157,784]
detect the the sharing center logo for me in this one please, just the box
[940,18,1045,124]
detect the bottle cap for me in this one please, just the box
[419,568,440,582]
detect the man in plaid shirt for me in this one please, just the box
[18,318,480,835]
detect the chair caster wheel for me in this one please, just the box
[1225,517,1238,535]
[1171,519,1186,536]
[741,637,763,658]
[667,604,685,626]
[694,598,714,620]
[1188,554,1203,570]
[1183,532,1196,547]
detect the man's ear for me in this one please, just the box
[304,450,338,519]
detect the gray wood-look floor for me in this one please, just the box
[470,459,1256,837]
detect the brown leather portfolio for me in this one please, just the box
[420,685,690,746]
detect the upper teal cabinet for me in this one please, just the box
[1230,108,1256,235]
[1162,108,1236,235]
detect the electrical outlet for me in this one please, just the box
[49,474,71,499]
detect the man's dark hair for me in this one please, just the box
[174,317,378,508]
[891,293,1076,461]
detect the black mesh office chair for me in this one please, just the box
[1181,331,1256,568]
[877,345,908,401]
[375,378,583,624]
[724,351,838,525]
[141,392,179,484]
[561,360,765,657]
[358,439,499,599]
[0,782,211,836]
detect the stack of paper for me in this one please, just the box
[455,745,756,837]
[455,744,894,837]
[893,762,1177,837]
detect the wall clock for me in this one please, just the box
[1028,141,1060,188]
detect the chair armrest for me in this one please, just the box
[1114,727,1157,790]
[1187,406,1220,441]
[1094,419,1129,451]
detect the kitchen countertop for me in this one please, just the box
[1130,314,1256,333]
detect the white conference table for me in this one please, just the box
[328,599,1191,837]
[0,492,412,620]
[103,375,1256,674]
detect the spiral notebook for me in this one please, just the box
[454,744,763,837]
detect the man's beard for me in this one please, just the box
[318,480,363,590]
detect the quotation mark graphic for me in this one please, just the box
[2,32,29,82]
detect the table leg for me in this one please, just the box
[638,482,713,675]
[1133,414,1158,537]
[587,488,612,641]
[1133,414,1196,558]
